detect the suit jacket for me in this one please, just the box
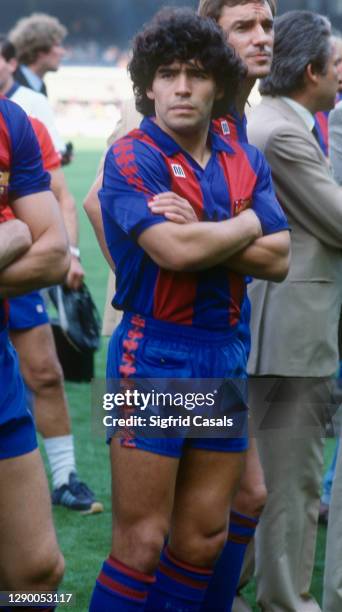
[247,96,342,376]
[14,66,47,96]
[329,100,342,185]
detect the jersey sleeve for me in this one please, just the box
[250,149,290,236]
[30,117,61,171]
[6,101,50,200]
[99,136,171,240]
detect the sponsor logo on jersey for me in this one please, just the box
[171,164,186,178]
[221,120,230,136]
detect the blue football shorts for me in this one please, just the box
[0,328,37,459]
[8,291,49,330]
[106,312,249,457]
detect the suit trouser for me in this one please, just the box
[250,377,334,612]
[323,440,342,612]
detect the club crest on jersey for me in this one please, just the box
[0,171,9,187]
[171,164,186,178]
[0,171,9,199]
[234,198,252,215]
[221,120,230,136]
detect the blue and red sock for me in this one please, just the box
[201,511,258,612]
[89,555,155,611]
[145,546,213,612]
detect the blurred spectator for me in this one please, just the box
[9,13,74,165]
[247,10,342,611]
[0,35,65,156]
[9,12,67,96]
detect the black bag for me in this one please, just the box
[48,284,101,382]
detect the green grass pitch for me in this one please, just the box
[41,139,333,611]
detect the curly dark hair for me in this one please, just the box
[129,8,247,118]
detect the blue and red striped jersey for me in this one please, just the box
[213,108,250,343]
[213,106,248,144]
[100,117,288,332]
[0,96,50,329]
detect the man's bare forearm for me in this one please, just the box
[50,168,78,246]
[50,168,85,290]
[138,209,262,271]
[59,191,78,246]
[0,223,70,297]
[224,231,290,282]
[0,220,32,271]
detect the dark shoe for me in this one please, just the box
[52,472,103,514]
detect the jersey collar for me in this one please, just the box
[20,65,44,93]
[141,116,235,156]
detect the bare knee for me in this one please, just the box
[3,549,64,591]
[42,551,65,590]
[233,482,268,518]
[112,520,169,574]
[25,352,64,395]
[171,526,228,568]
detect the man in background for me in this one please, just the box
[9,12,73,165]
[247,11,342,611]
[321,97,342,612]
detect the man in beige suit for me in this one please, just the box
[321,100,342,612]
[247,11,342,611]
[323,443,342,612]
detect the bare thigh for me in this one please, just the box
[10,324,64,391]
[110,439,179,572]
[11,324,70,437]
[170,447,246,567]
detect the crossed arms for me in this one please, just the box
[85,177,290,283]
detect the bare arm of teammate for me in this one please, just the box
[0,219,32,271]
[0,191,70,297]
[50,167,85,290]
